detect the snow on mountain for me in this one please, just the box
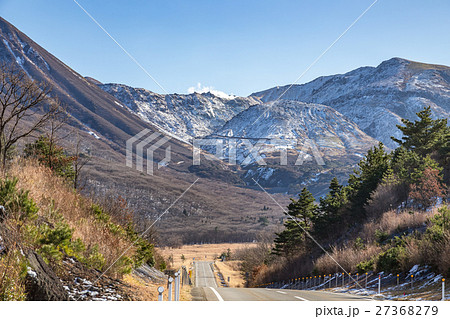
[251,58,450,148]
[99,83,261,142]
[204,100,377,165]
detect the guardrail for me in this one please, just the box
[157,266,193,301]
[255,271,447,300]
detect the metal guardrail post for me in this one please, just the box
[174,272,179,301]
[442,279,445,301]
[168,277,173,301]
[365,273,368,290]
[157,286,164,301]
[378,274,381,294]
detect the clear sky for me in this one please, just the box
[1,0,449,96]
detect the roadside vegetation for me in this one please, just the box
[0,63,159,300]
[237,106,449,287]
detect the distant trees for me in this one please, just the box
[0,62,58,167]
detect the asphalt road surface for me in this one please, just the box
[192,261,371,301]
[195,261,218,288]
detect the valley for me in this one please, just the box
[0,0,449,308]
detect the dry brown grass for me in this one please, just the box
[122,273,158,301]
[214,260,245,287]
[361,209,435,242]
[0,247,26,300]
[160,243,256,290]
[160,242,257,269]
[8,159,136,275]
[315,208,441,275]
[314,244,382,274]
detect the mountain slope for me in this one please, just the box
[251,58,450,148]
[99,83,262,142]
[203,100,377,195]
[100,83,378,195]
[0,16,288,243]
[211,100,375,151]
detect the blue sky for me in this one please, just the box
[1,0,449,96]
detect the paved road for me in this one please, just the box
[194,261,218,288]
[192,261,371,301]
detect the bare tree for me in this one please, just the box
[0,62,57,167]
[72,133,91,190]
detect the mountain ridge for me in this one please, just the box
[250,57,450,148]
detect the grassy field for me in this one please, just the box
[214,260,246,288]
[160,242,257,269]
[160,242,257,292]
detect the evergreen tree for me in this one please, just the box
[314,178,348,239]
[347,142,390,214]
[391,106,449,157]
[391,147,441,185]
[24,136,75,181]
[272,188,318,257]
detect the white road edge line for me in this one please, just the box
[295,296,308,301]
[209,287,224,301]
[276,291,287,294]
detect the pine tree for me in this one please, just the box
[347,142,390,213]
[391,106,449,157]
[272,187,318,257]
[24,136,75,182]
[392,147,441,185]
[314,178,348,239]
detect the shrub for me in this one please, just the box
[24,136,75,183]
[376,246,407,272]
[0,249,27,301]
[356,259,375,273]
[0,177,38,222]
[375,229,389,243]
[314,244,381,274]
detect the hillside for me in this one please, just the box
[204,100,377,195]
[99,83,262,142]
[0,159,167,300]
[98,87,378,196]
[0,16,288,244]
[235,106,449,292]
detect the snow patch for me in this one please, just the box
[88,131,100,139]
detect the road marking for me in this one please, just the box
[209,287,224,301]
[295,296,308,301]
[276,291,287,294]
[195,262,198,287]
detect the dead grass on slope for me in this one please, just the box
[314,244,382,274]
[8,159,136,276]
[362,209,434,242]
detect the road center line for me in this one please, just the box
[295,296,308,301]
[209,287,224,301]
[276,291,287,294]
